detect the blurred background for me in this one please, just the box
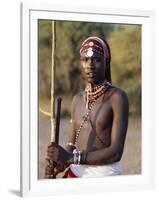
[38,20,141,179]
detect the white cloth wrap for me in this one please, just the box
[70,162,121,178]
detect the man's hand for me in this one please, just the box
[45,142,73,178]
[45,158,65,178]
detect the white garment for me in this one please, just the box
[70,162,121,178]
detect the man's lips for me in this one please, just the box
[85,72,96,78]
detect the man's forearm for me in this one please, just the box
[81,146,121,165]
[65,145,122,166]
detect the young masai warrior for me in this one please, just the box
[45,36,129,178]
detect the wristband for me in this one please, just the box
[78,151,81,165]
[73,149,78,164]
[73,149,81,165]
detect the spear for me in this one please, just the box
[51,21,62,145]
[41,21,62,178]
[50,20,56,143]
[50,21,62,178]
[50,20,57,178]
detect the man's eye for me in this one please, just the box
[94,58,101,62]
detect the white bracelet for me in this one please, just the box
[73,149,81,165]
[73,149,78,164]
[78,151,81,165]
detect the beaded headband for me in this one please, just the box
[80,36,110,61]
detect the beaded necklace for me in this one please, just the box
[74,80,112,147]
[85,80,111,108]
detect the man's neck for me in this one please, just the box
[87,79,106,92]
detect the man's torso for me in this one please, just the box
[73,87,118,151]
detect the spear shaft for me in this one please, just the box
[55,97,62,144]
[50,21,63,179]
[50,20,56,179]
[51,21,62,145]
[50,20,56,143]
[51,97,62,179]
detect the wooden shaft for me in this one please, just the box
[55,97,62,144]
[50,20,56,142]
[51,97,62,178]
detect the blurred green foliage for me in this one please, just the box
[38,20,141,116]
[109,25,141,115]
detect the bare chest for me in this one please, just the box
[74,97,112,129]
[73,95,113,150]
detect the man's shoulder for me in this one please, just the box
[72,90,85,103]
[109,86,128,107]
[73,91,85,99]
[111,86,127,96]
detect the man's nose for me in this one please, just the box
[87,59,95,69]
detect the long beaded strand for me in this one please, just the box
[74,81,112,146]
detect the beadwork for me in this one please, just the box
[73,80,112,146]
[73,149,81,165]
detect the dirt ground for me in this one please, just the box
[38,114,141,179]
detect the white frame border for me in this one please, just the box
[20,2,155,197]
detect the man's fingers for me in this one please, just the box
[47,142,55,148]
[47,142,58,149]
[47,147,58,155]
[45,168,53,174]
[45,163,53,170]
[45,162,56,178]
[46,153,57,161]
[45,158,52,164]
[47,148,55,153]
[46,158,57,166]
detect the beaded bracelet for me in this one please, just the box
[78,151,81,165]
[73,149,78,164]
[73,149,81,165]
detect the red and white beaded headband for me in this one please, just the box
[80,36,110,60]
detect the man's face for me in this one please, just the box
[80,53,106,85]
